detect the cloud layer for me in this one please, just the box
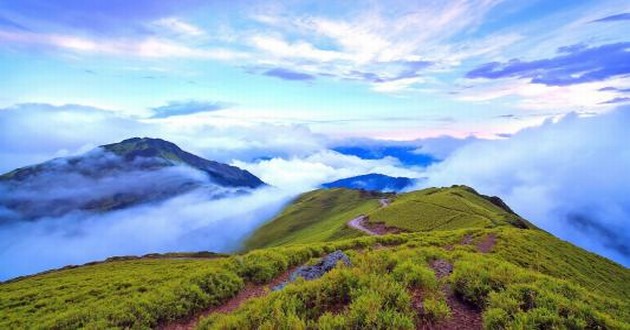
[421,107,630,266]
[0,185,294,280]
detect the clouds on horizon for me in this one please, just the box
[420,106,630,266]
[0,185,295,280]
[1,101,630,270]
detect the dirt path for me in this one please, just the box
[346,198,394,236]
[417,259,482,330]
[379,198,391,207]
[160,267,295,330]
[347,215,379,236]
[476,234,496,253]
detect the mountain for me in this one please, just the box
[100,138,264,188]
[1,186,628,329]
[321,173,416,192]
[245,185,534,250]
[0,137,264,220]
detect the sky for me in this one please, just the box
[0,0,628,140]
[1,1,630,275]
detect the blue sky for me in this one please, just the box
[1,0,628,140]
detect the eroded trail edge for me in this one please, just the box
[160,267,296,330]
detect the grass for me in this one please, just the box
[243,188,385,249]
[2,228,628,329]
[367,185,535,232]
[245,186,535,252]
[199,230,629,329]
[0,257,243,329]
[2,186,628,329]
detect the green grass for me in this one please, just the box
[2,186,628,329]
[198,229,629,329]
[243,189,385,249]
[367,186,535,232]
[2,228,628,329]
[245,186,535,251]
[0,257,243,329]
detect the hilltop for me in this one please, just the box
[0,185,628,329]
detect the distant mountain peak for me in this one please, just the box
[0,137,265,221]
[322,173,417,192]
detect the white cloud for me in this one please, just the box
[0,30,247,60]
[154,17,205,36]
[0,103,329,172]
[234,150,421,191]
[420,107,630,266]
[457,76,630,111]
[0,186,295,280]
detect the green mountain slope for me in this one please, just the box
[1,185,628,329]
[245,186,534,250]
[1,228,628,329]
[367,185,536,232]
[244,189,386,250]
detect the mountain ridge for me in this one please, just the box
[0,137,265,221]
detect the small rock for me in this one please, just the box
[273,251,351,291]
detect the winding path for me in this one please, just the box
[346,198,391,236]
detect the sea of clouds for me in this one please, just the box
[0,103,628,280]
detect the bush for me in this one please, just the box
[422,296,450,322]
[392,261,437,289]
[238,251,289,284]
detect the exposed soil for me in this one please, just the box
[347,215,379,235]
[160,267,296,330]
[414,259,482,330]
[379,198,391,207]
[460,234,473,245]
[476,234,497,253]
[430,259,454,279]
[434,285,483,330]
[347,198,399,236]
[444,234,473,251]
[364,220,405,235]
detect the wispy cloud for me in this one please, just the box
[590,12,630,23]
[153,17,204,36]
[263,68,316,81]
[467,42,630,86]
[150,100,231,118]
[0,30,247,59]
[600,97,630,104]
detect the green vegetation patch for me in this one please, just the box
[368,186,534,232]
[244,189,385,249]
[199,232,629,329]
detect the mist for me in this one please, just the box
[0,185,296,280]
[420,107,630,266]
[0,148,303,280]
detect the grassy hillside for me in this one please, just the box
[367,185,535,232]
[245,186,534,250]
[244,189,386,249]
[1,185,628,329]
[2,228,628,329]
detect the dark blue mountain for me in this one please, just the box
[322,173,417,192]
[332,145,437,167]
